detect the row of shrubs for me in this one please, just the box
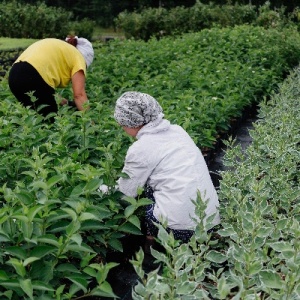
[1,1,299,41]
[115,0,299,40]
[0,1,95,40]
[0,24,299,298]
[130,65,300,299]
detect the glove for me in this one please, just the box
[98,184,109,194]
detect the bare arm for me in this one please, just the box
[71,70,89,111]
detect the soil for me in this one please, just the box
[88,105,258,300]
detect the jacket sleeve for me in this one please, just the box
[117,145,152,198]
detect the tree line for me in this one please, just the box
[6,0,300,27]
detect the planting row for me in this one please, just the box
[86,25,300,149]
[131,65,300,299]
[0,25,299,299]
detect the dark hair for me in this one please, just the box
[66,35,77,47]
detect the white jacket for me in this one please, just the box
[118,118,220,230]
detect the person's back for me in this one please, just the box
[16,38,86,88]
[9,36,93,117]
[126,119,220,230]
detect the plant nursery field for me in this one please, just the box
[0,24,299,299]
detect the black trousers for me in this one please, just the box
[8,61,58,117]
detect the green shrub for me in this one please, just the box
[255,1,289,29]
[68,18,96,41]
[89,25,300,148]
[115,0,299,41]
[115,1,258,40]
[0,1,95,39]
[0,1,71,39]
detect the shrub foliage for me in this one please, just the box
[0,24,300,298]
[0,1,95,40]
[131,65,300,300]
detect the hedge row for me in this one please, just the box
[131,65,300,299]
[115,1,298,40]
[0,1,95,40]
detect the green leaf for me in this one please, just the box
[28,205,44,221]
[206,250,227,264]
[66,220,81,236]
[177,281,197,294]
[217,276,231,299]
[19,278,33,300]
[259,270,283,289]
[66,275,88,293]
[16,192,34,205]
[70,233,82,246]
[30,245,57,258]
[11,214,28,222]
[257,226,273,238]
[80,220,108,231]
[0,270,9,281]
[79,212,99,222]
[121,195,137,206]
[32,280,55,292]
[0,233,11,242]
[137,197,153,207]
[84,178,102,192]
[56,263,81,273]
[128,215,141,229]
[23,257,40,267]
[91,281,117,298]
[269,241,294,253]
[5,246,27,260]
[46,210,70,223]
[107,238,123,252]
[62,208,78,221]
[30,261,54,283]
[65,243,96,254]
[46,174,65,188]
[8,258,26,277]
[70,184,85,197]
[124,205,136,218]
[118,222,142,235]
[269,241,294,259]
[248,260,262,275]
[29,181,48,190]
[37,234,60,247]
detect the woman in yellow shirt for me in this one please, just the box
[8,36,94,118]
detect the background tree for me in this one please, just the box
[4,0,299,27]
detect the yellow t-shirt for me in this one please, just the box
[15,38,86,88]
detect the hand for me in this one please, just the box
[98,184,109,194]
[60,98,69,106]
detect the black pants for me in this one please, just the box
[8,61,58,117]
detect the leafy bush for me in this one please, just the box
[0,92,154,298]
[0,1,95,39]
[89,25,300,148]
[115,0,299,41]
[68,18,96,41]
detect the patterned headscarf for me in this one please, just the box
[114,91,164,128]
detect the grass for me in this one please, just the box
[92,26,125,41]
[0,37,37,50]
[0,27,124,50]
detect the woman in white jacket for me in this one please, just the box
[114,91,220,243]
